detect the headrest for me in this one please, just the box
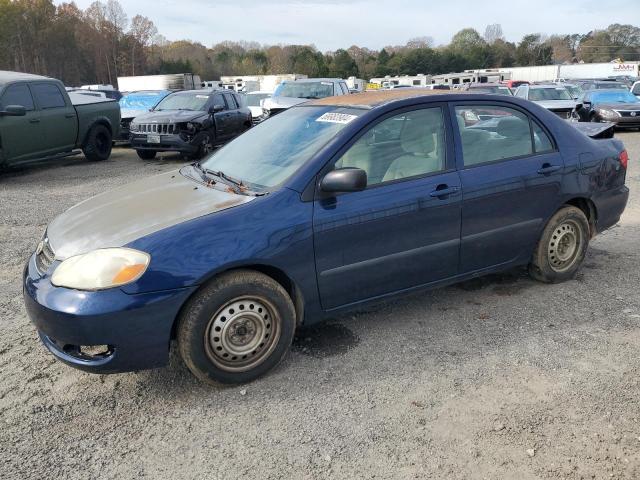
[497,116,529,139]
[400,117,436,155]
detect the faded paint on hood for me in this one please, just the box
[47,170,254,259]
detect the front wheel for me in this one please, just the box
[82,124,112,161]
[529,206,590,283]
[189,131,215,160]
[177,270,296,385]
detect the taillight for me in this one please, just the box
[619,149,629,169]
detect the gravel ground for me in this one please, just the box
[1,132,640,479]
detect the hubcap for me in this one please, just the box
[548,220,581,272]
[204,297,280,372]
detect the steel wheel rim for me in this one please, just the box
[204,296,280,373]
[548,219,581,272]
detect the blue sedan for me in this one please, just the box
[23,90,629,384]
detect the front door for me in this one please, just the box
[452,102,564,273]
[0,82,46,164]
[313,105,462,310]
[31,82,76,155]
[211,93,232,140]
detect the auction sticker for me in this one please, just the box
[316,112,358,124]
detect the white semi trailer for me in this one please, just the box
[117,73,203,92]
[499,62,639,82]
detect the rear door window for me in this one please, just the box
[225,93,238,109]
[454,105,534,166]
[31,83,66,109]
[0,83,35,110]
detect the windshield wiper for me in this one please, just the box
[192,163,265,195]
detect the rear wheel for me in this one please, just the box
[529,206,590,283]
[177,270,296,385]
[83,124,112,161]
[136,150,157,160]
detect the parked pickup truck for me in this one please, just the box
[0,71,120,169]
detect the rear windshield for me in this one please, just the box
[528,87,572,101]
[274,81,335,99]
[591,91,639,104]
[120,91,169,110]
[155,92,210,111]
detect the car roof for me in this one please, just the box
[305,89,467,109]
[0,70,51,86]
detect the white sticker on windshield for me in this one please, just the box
[196,95,209,98]
[321,82,333,86]
[316,112,358,124]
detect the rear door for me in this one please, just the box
[313,105,462,309]
[451,102,564,273]
[0,82,45,164]
[31,82,77,154]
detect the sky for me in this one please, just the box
[59,0,639,51]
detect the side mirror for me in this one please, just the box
[0,105,26,116]
[574,103,583,111]
[209,104,224,114]
[320,168,367,193]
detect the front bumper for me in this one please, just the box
[23,254,196,374]
[130,133,199,154]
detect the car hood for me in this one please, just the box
[263,96,309,110]
[248,106,264,117]
[132,110,207,123]
[47,170,254,259]
[533,100,576,110]
[595,102,640,111]
[120,108,149,120]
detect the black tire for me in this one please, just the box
[589,113,600,123]
[136,149,157,160]
[189,131,215,160]
[82,124,112,161]
[177,270,296,385]
[529,206,590,283]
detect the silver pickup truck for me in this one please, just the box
[0,71,120,169]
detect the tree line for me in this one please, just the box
[1,0,639,88]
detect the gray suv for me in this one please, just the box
[262,78,350,117]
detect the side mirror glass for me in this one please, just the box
[320,168,367,193]
[0,105,26,116]
[209,104,224,114]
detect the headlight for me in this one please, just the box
[130,122,139,132]
[262,108,270,117]
[51,248,150,290]
[599,109,619,118]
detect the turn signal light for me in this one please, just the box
[620,150,629,169]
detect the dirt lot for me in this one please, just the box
[1,132,640,479]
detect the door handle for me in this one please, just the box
[29,118,40,123]
[429,185,460,198]
[65,113,75,118]
[537,164,561,175]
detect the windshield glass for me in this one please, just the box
[529,87,572,101]
[274,81,335,99]
[563,85,583,98]
[596,83,628,90]
[200,106,362,189]
[155,92,210,111]
[246,93,270,106]
[471,86,512,96]
[119,91,169,110]
[592,91,639,104]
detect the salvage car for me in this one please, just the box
[117,90,172,141]
[243,90,271,124]
[574,89,640,129]
[460,83,513,96]
[129,89,251,160]
[24,90,629,385]
[262,78,350,117]
[0,71,120,168]
[514,84,576,119]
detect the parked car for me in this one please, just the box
[23,90,629,385]
[503,80,530,90]
[0,70,120,169]
[573,89,640,129]
[574,80,629,91]
[129,89,251,160]
[243,90,271,124]
[513,84,576,119]
[460,83,513,95]
[117,90,172,142]
[261,78,350,117]
[554,82,584,100]
[79,84,123,101]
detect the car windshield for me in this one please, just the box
[471,86,512,96]
[200,106,363,189]
[591,91,639,104]
[246,93,270,106]
[155,92,210,111]
[564,85,583,99]
[274,81,335,99]
[529,87,572,101]
[119,91,169,110]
